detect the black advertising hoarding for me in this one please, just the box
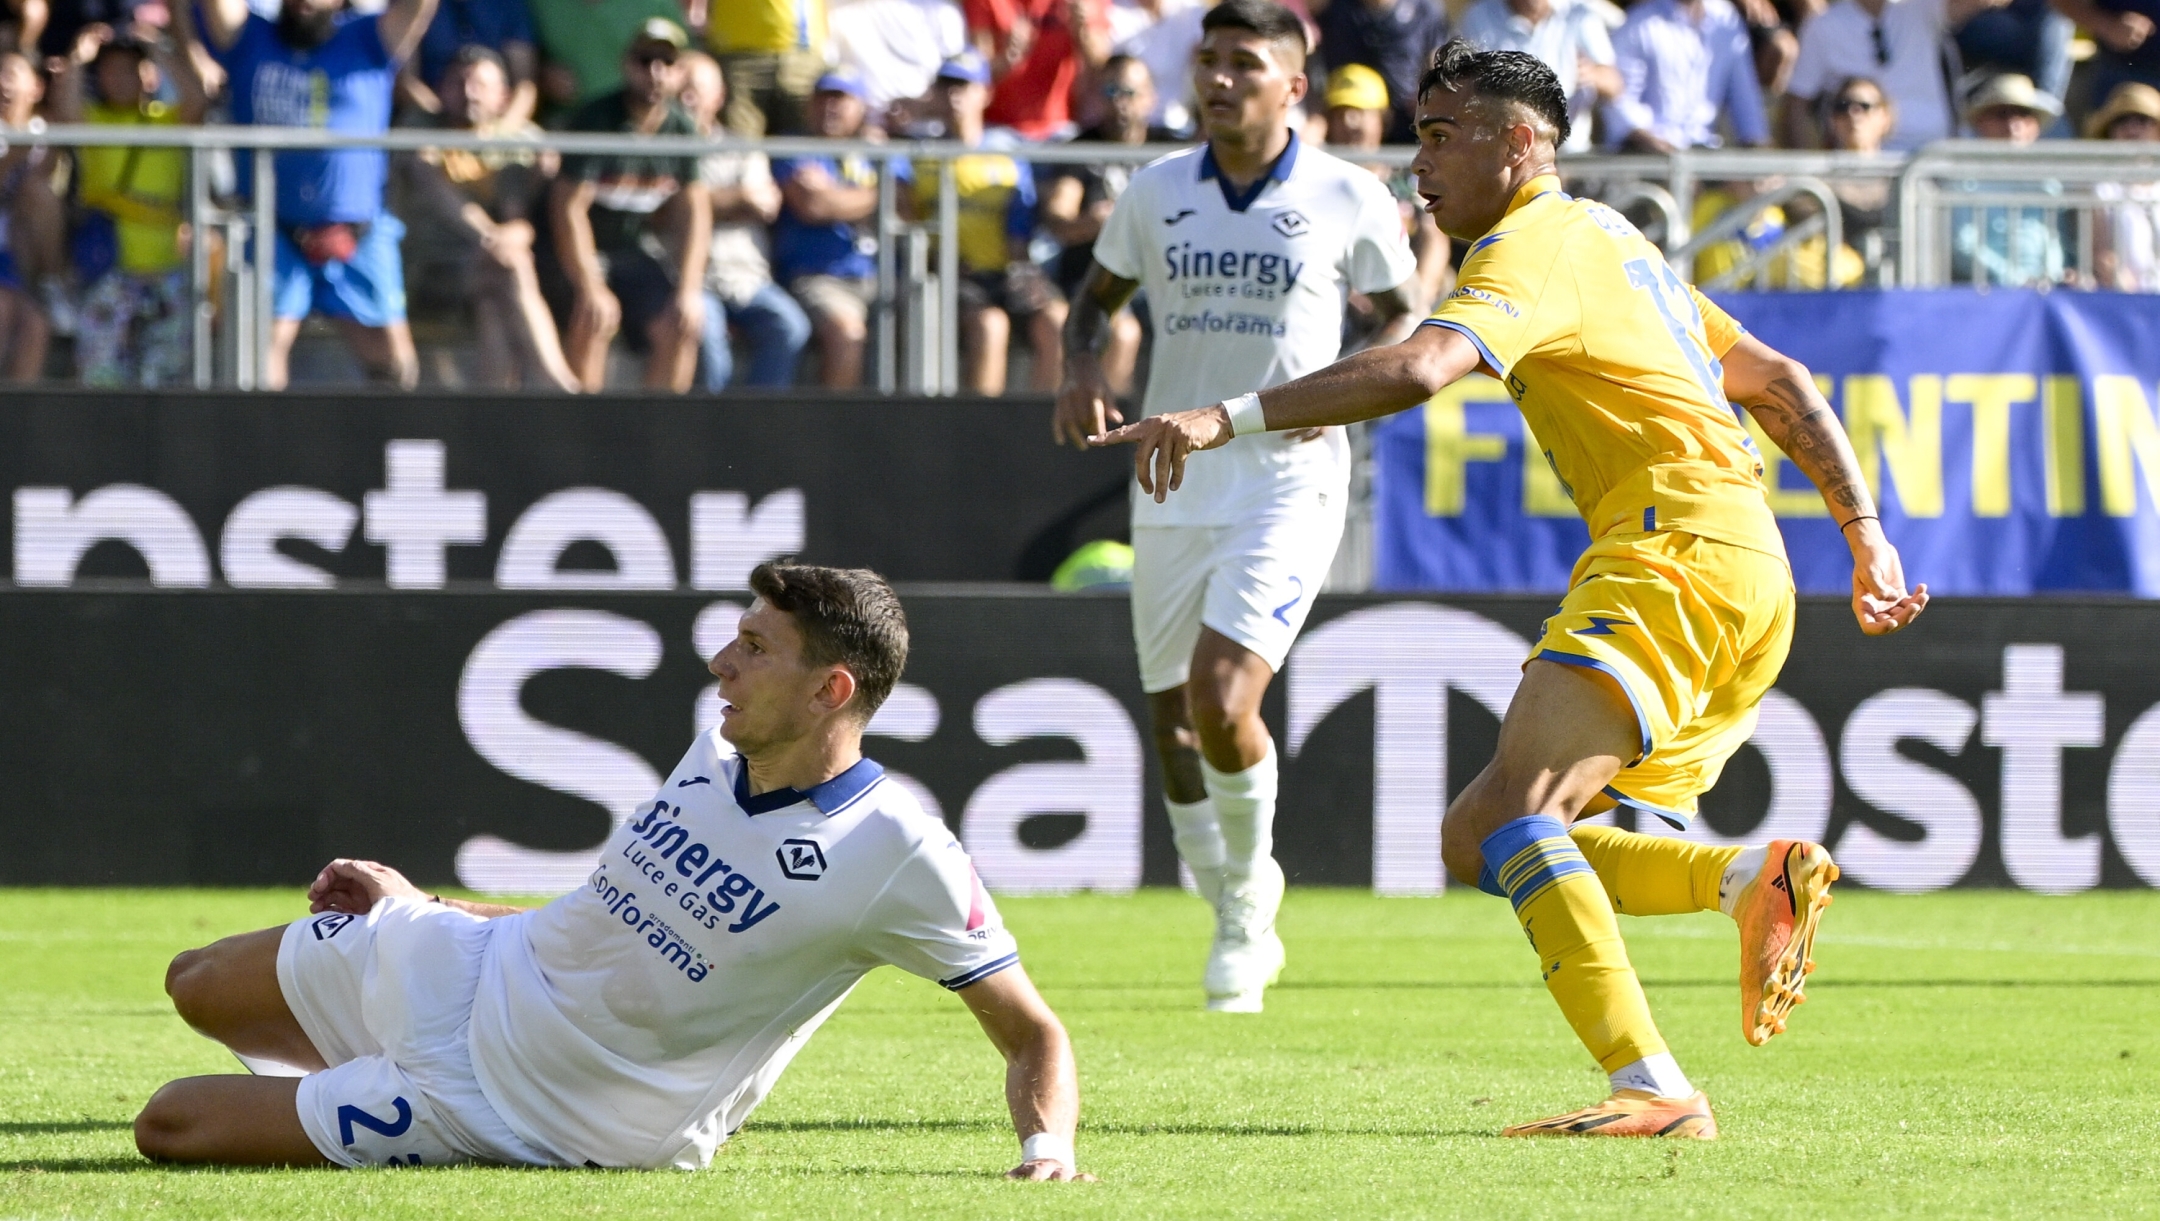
[0,390,1131,588]
[0,588,2155,894]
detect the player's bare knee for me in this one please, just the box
[134,1083,194,1162]
[164,947,211,1012]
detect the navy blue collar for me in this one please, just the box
[1198,130,1301,213]
[732,756,885,816]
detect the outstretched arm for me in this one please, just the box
[308,859,528,918]
[1093,321,1482,496]
[1720,332,1929,635]
[957,964,1092,1182]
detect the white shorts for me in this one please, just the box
[1130,508,1346,693]
[279,898,557,1168]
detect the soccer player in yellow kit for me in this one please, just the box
[1099,40,1930,1139]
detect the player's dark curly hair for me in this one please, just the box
[1201,0,1309,61]
[1416,38,1571,148]
[749,562,909,722]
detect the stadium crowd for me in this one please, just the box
[0,0,2153,387]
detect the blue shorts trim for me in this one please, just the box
[1530,648,1653,765]
[274,213,407,326]
[1418,318,1506,378]
[1601,785,1692,831]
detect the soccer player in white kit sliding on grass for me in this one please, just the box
[1054,0,1424,1012]
[133,564,1092,1179]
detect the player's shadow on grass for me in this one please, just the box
[0,1120,134,1135]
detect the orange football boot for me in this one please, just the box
[1500,1089,1718,1139]
[1736,839,1839,1046]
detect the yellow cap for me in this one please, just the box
[1324,63,1388,113]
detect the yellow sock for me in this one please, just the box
[1483,815,1668,1073]
[1570,824,1740,916]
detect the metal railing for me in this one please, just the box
[6,124,2158,391]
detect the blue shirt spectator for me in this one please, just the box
[771,152,894,283]
[209,8,400,224]
[1605,0,1768,150]
[198,0,438,389]
[412,0,538,122]
[1315,0,1450,142]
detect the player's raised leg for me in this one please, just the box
[163,926,327,1072]
[1440,660,1715,1139]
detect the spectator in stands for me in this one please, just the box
[904,50,1064,394]
[549,17,708,391]
[1606,0,1770,150]
[1107,0,1200,130]
[2089,81,2160,290]
[398,45,581,389]
[200,0,436,390]
[1819,74,1894,274]
[6,0,46,53]
[1782,0,2009,150]
[0,48,55,380]
[1312,0,1448,142]
[1952,73,2065,285]
[1457,0,1621,152]
[772,68,885,388]
[706,0,822,136]
[1957,0,2073,126]
[827,0,966,126]
[49,22,206,386]
[402,0,538,124]
[526,0,684,113]
[2052,0,2160,105]
[1041,52,1163,393]
[1320,63,1451,332]
[965,0,1111,140]
[678,49,810,388]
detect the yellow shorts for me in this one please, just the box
[1530,529,1795,829]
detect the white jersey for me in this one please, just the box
[1091,131,1416,527]
[467,733,1018,1170]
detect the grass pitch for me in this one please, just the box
[3,887,2157,1219]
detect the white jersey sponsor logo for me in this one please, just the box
[1090,132,1417,526]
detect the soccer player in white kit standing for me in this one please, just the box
[1054,0,1423,1012]
[133,565,1090,1179]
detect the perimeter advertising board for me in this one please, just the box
[0,590,2153,895]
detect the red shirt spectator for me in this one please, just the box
[964,0,1110,137]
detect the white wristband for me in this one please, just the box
[1020,1132,1074,1166]
[1222,391,1266,437]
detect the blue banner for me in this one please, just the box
[1373,290,2160,596]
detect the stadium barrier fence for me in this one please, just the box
[11,124,2159,389]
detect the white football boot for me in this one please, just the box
[1204,856,1286,1012]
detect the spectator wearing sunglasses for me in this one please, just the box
[546,18,709,391]
[1780,0,2012,150]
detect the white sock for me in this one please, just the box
[1165,796,1226,905]
[1202,747,1278,888]
[1609,1052,1694,1099]
[1718,846,1770,918]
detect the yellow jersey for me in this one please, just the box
[1424,174,1786,560]
[910,153,1036,275]
[81,102,186,275]
[709,0,823,54]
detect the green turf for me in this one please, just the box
[3,887,2158,1219]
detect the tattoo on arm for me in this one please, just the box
[1062,265,1139,361]
[1746,375,1876,520]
